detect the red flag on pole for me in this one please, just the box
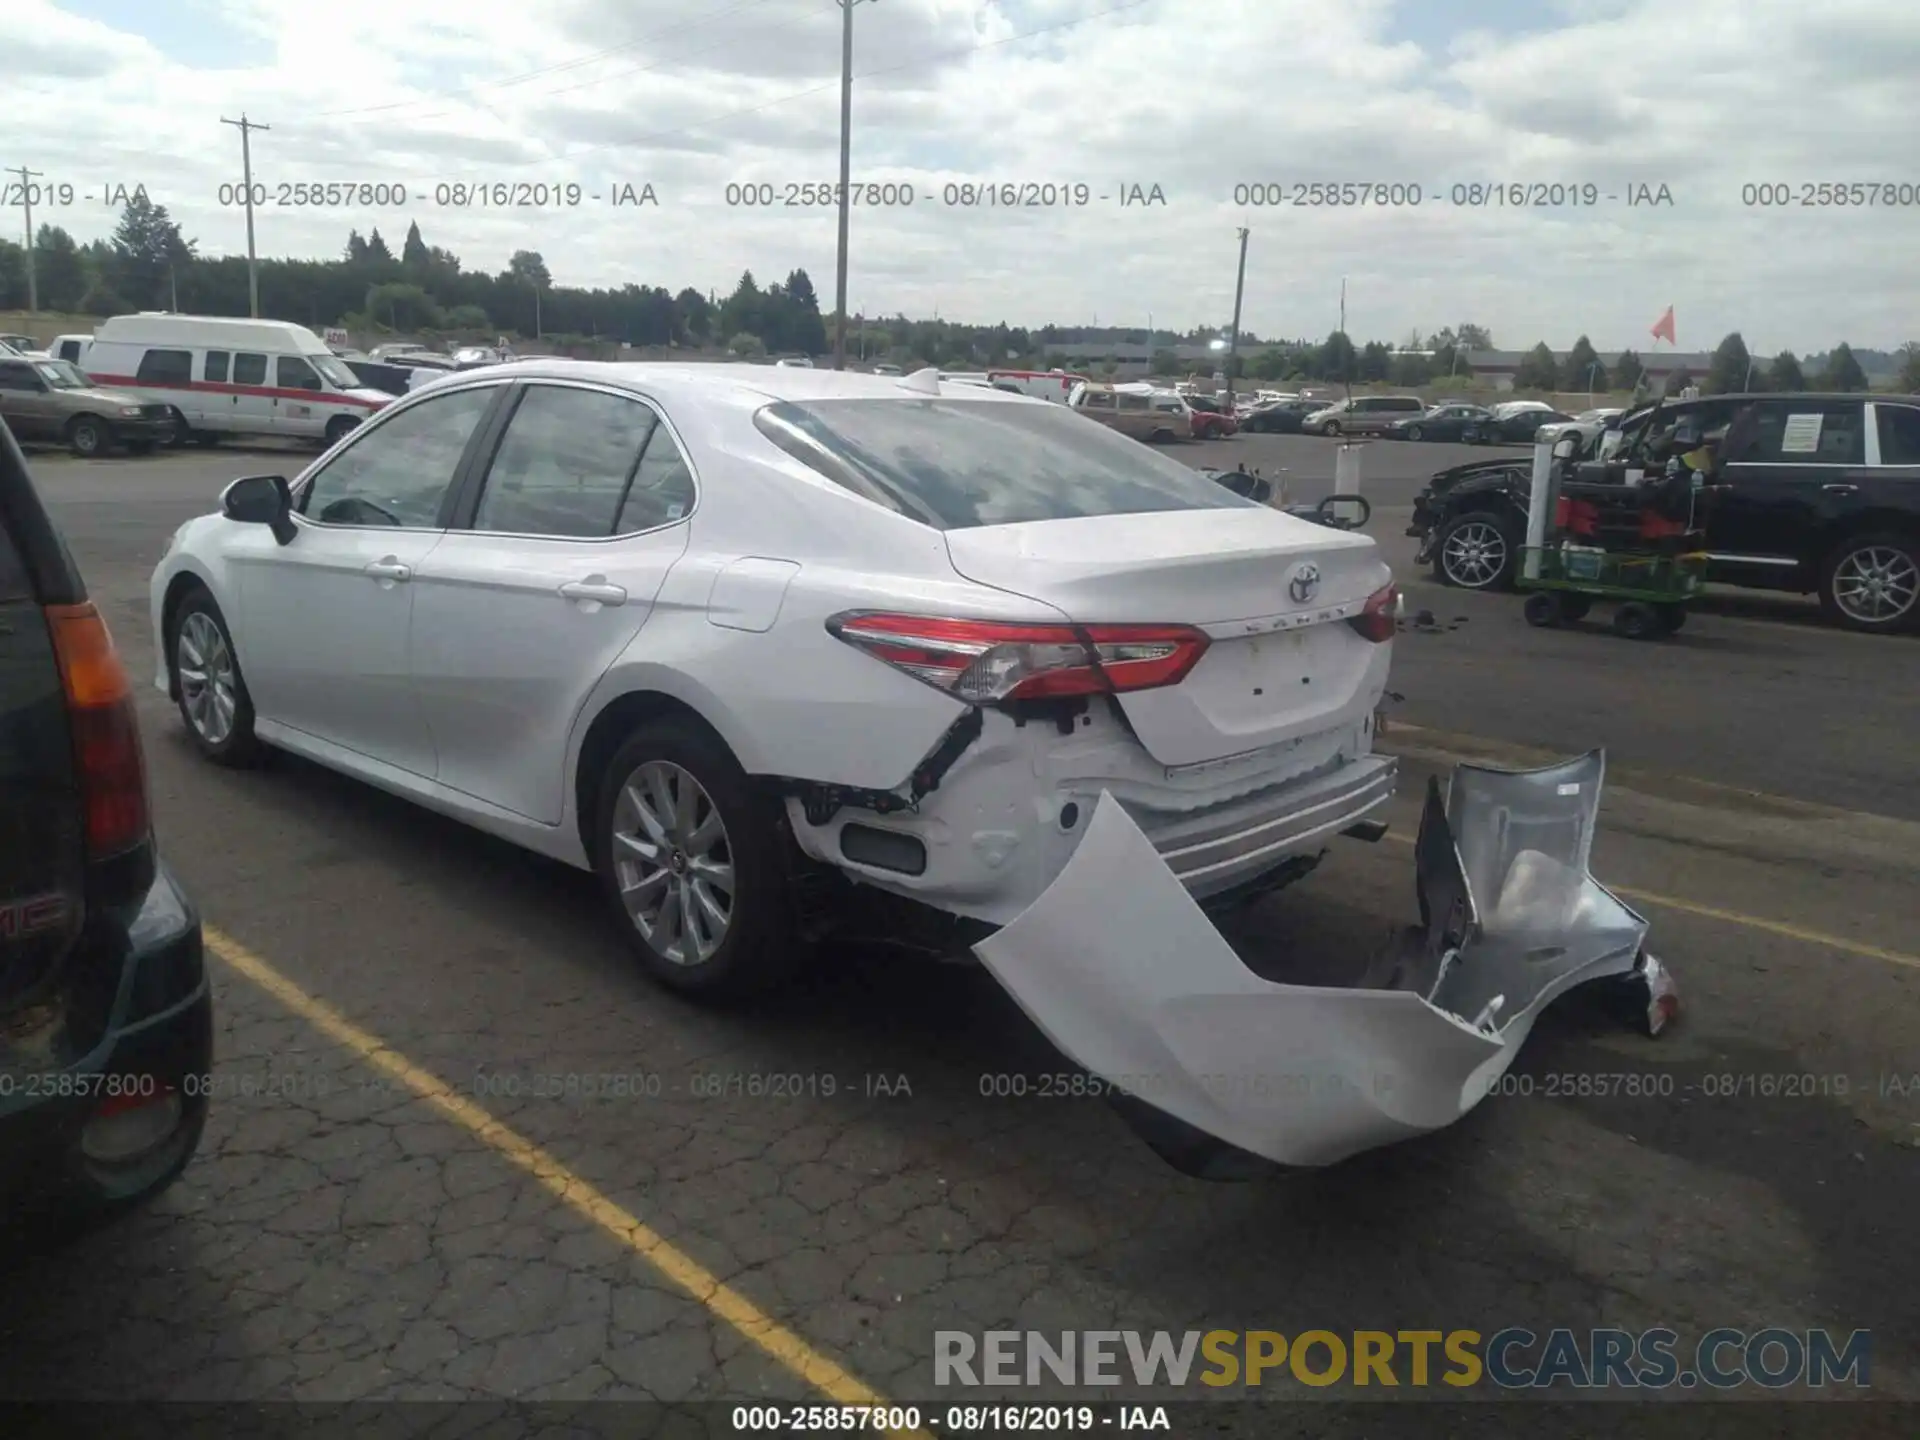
[1650,306,1676,345]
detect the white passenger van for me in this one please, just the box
[83,314,394,445]
[986,368,1090,401]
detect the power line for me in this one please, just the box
[314,0,787,120]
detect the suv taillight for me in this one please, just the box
[1346,583,1398,643]
[44,602,151,858]
[828,613,1210,704]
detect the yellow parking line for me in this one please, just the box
[1376,832,1918,971]
[206,925,928,1431]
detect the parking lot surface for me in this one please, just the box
[3,445,1915,1421]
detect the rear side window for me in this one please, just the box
[204,351,230,383]
[471,384,662,538]
[136,349,193,384]
[1734,402,1865,465]
[753,398,1249,531]
[1876,404,1920,465]
[234,353,267,385]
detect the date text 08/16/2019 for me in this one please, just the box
[212,182,659,209]
[723,181,1167,209]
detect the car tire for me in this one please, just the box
[1407,424,1424,441]
[594,717,797,1000]
[1433,510,1521,591]
[67,414,110,458]
[1819,531,1920,634]
[167,586,264,766]
[1321,419,1341,437]
[324,415,359,447]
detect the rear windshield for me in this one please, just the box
[753,398,1250,530]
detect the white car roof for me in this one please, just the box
[448,359,1044,410]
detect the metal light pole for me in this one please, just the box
[8,166,42,312]
[221,114,270,317]
[1224,229,1248,409]
[832,0,875,371]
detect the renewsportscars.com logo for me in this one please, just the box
[934,1328,1872,1390]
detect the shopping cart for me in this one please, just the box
[1517,467,1718,639]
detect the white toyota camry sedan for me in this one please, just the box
[151,360,1398,998]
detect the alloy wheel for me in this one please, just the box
[175,611,237,745]
[1441,520,1510,588]
[609,760,735,965]
[1831,545,1918,626]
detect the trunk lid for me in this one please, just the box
[945,508,1391,768]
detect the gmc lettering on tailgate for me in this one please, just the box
[0,893,71,940]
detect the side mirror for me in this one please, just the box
[221,473,296,546]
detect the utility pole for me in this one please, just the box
[832,0,875,371]
[9,166,42,313]
[1339,274,1350,402]
[1224,228,1249,410]
[221,114,270,317]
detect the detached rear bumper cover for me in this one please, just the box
[973,750,1675,1175]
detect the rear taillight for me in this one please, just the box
[828,613,1210,704]
[45,602,151,858]
[1347,583,1398,643]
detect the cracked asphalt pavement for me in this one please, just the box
[2,445,1915,1424]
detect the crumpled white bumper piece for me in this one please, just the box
[973,750,1676,1177]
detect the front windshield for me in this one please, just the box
[308,352,359,388]
[35,360,87,388]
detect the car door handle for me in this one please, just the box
[559,578,628,605]
[1822,483,1859,495]
[365,559,412,582]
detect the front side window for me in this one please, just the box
[471,385,661,538]
[1117,393,1151,412]
[753,397,1250,531]
[136,349,193,384]
[300,384,498,528]
[278,356,321,390]
[0,362,41,391]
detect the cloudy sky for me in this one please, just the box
[7,0,1917,352]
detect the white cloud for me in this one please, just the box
[6,0,1916,352]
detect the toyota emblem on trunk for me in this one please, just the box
[1287,562,1322,604]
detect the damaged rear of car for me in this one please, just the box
[748,393,1401,932]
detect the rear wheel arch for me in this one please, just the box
[573,690,742,861]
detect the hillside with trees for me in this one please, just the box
[0,199,1910,388]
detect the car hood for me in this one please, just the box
[1421,456,1528,496]
[60,386,151,408]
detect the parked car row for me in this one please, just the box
[1408,391,1920,633]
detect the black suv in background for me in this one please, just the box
[1409,392,1920,633]
[1,421,211,1239]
